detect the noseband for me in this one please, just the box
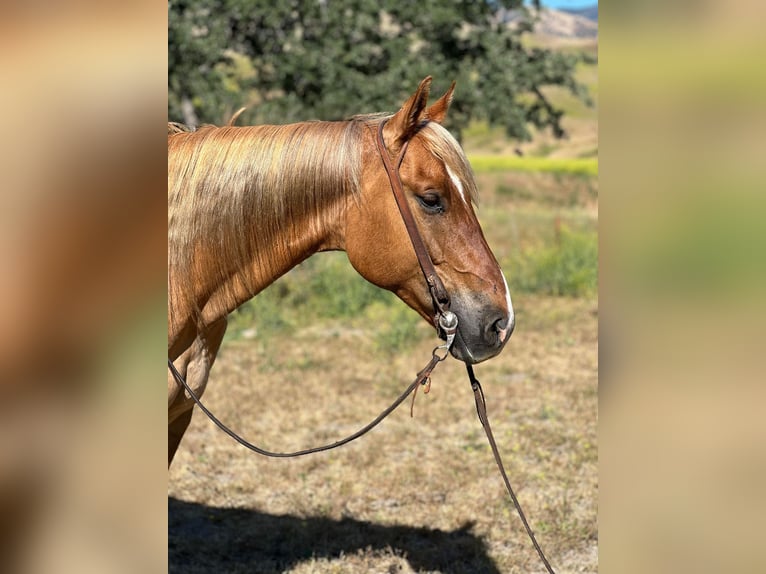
[374,119,458,347]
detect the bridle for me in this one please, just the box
[167,118,556,573]
[374,119,454,334]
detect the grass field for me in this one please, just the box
[168,165,599,572]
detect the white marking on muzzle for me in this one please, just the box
[445,163,468,206]
[499,272,515,342]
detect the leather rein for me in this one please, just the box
[167,118,556,573]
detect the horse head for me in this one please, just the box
[345,77,514,364]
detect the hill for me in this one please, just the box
[561,4,599,22]
[501,6,598,39]
[535,7,597,39]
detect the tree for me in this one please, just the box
[168,0,589,140]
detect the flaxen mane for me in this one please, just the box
[168,119,364,324]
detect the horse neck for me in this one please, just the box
[199,200,347,325]
[168,122,359,339]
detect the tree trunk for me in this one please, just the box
[180,96,198,128]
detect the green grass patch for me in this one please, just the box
[366,301,423,354]
[469,155,598,176]
[226,252,423,352]
[507,226,598,297]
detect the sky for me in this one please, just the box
[539,0,597,9]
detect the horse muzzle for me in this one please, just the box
[447,301,514,364]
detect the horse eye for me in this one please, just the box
[416,193,444,213]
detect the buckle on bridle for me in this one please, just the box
[432,310,458,361]
[439,310,458,346]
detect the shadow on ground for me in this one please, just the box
[169,497,500,573]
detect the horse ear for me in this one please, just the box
[385,76,432,146]
[426,81,456,124]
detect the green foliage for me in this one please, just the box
[227,279,295,337]
[304,255,392,319]
[168,0,587,140]
[227,252,413,345]
[509,226,598,297]
[367,301,422,354]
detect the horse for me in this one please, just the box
[168,77,515,465]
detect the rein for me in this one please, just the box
[167,349,447,457]
[467,364,557,574]
[168,118,556,573]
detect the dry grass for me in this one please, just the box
[169,289,597,573]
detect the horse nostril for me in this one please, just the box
[491,315,514,343]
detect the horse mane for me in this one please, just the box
[168,118,368,324]
[168,113,477,328]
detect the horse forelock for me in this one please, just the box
[168,120,363,325]
[352,114,478,205]
[418,122,478,205]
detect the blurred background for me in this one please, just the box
[0,0,763,572]
[599,2,765,573]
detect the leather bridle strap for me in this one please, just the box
[374,119,451,320]
[168,352,443,457]
[467,363,557,574]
